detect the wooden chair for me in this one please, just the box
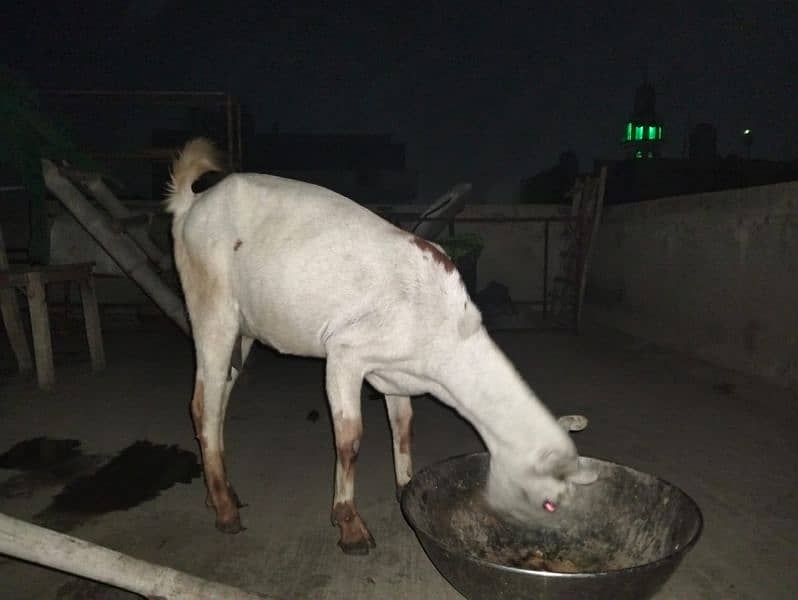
[0,225,105,389]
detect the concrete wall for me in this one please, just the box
[586,181,798,388]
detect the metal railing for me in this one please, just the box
[379,212,581,321]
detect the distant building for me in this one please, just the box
[153,114,418,205]
[595,155,798,205]
[520,76,798,205]
[519,151,579,204]
[245,129,417,205]
[688,123,717,161]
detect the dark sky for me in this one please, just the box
[4,1,796,199]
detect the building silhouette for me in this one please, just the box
[521,75,798,205]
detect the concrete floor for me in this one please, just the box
[0,317,796,599]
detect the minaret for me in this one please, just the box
[623,75,663,159]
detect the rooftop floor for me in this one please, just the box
[1,318,796,599]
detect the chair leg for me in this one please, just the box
[25,272,55,390]
[1,287,33,372]
[79,276,105,371]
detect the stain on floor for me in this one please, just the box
[0,437,105,499]
[0,437,202,532]
[34,440,201,531]
[0,437,83,470]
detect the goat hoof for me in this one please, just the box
[338,536,376,555]
[215,516,244,534]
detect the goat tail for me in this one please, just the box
[164,138,223,216]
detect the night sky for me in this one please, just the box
[4,1,796,199]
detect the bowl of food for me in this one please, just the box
[401,453,702,599]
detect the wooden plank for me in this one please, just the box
[40,265,93,285]
[0,288,32,372]
[2,263,94,287]
[0,513,270,600]
[25,271,55,389]
[79,276,106,372]
[110,213,150,232]
[1,226,33,372]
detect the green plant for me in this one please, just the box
[438,232,484,261]
[0,66,98,262]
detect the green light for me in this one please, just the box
[625,122,633,141]
[635,126,644,141]
[648,125,657,140]
[635,150,643,159]
[658,126,662,140]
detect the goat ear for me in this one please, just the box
[533,448,571,476]
[567,457,598,485]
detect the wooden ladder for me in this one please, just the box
[549,166,607,332]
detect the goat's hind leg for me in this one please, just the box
[191,315,244,533]
[205,334,254,511]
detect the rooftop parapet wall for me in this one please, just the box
[586,181,798,388]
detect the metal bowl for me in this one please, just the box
[401,453,702,600]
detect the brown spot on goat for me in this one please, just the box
[393,409,412,455]
[399,421,412,454]
[210,474,227,499]
[338,437,360,472]
[233,239,243,251]
[410,236,456,273]
[332,500,357,525]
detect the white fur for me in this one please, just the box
[168,139,595,539]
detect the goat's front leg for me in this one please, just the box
[385,395,413,499]
[326,355,375,555]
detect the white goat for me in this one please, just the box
[167,138,596,554]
